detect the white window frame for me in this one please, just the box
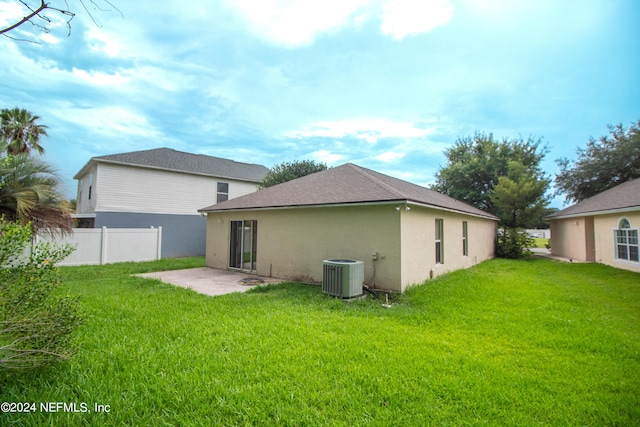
[217,182,229,203]
[614,217,639,263]
[88,172,93,200]
[462,221,468,256]
[435,218,444,264]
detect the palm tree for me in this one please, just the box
[0,107,49,155]
[0,146,72,234]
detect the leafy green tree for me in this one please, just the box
[0,108,48,155]
[260,160,328,189]
[490,162,551,228]
[555,120,640,203]
[0,219,80,370]
[432,132,550,220]
[0,147,73,234]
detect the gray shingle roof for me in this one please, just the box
[547,178,640,219]
[200,163,498,219]
[74,148,268,182]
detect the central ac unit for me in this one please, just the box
[322,259,364,298]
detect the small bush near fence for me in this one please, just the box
[0,220,82,370]
[496,227,534,259]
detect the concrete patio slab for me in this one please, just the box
[136,267,283,296]
[530,248,587,263]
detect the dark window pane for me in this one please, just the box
[617,245,628,260]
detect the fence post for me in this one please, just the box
[156,226,162,260]
[100,226,108,265]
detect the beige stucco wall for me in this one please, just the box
[206,203,498,292]
[206,204,403,290]
[400,207,497,287]
[593,212,640,273]
[550,217,593,261]
[550,211,640,273]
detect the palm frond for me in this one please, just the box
[0,152,72,235]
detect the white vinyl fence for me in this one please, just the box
[526,229,551,239]
[37,227,162,266]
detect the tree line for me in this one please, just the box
[433,120,639,226]
[266,120,640,257]
[265,120,639,224]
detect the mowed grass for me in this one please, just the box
[1,257,639,426]
[532,237,550,248]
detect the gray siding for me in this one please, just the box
[95,212,206,258]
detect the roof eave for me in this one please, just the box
[200,199,499,220]
[72,159,95,180]
[199,200,406,213]
[405,200,499,221]
[547,205,640,220]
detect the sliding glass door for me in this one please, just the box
[229,220,257,271]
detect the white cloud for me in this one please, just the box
[380,0,454,40]
[309,150,346,165]
[226,0,453,47]
[375,151,406,162]
[39,32,61,45]
[287,119,434,142]
[50,106,161,139]
[71,68,130,86]
[0,2,23,27]
[132,66,195,92]
[226,0,369,47]
[86,30,120,57]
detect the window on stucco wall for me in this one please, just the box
[435,218,444,264]
[615,218,639,262]
[462,221,468,256]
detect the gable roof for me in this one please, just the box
[548,178,640,219]
[73,148,268,182]
[200,163,498,220]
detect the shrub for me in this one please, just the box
[0,219,81,370]
[496,227,534,259]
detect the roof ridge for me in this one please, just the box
[96,147,265,168]
[76,147,267,182]
[346,163,405,199]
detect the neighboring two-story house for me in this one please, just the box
[74,148,268,258]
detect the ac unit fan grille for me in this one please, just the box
[322,259,364,298]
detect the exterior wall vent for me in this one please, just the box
[322,259,364,298]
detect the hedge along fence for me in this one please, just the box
[36,227,162,266]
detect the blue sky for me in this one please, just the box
[1,0,639,208]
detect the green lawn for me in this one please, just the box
[1,257,639,426]
[532,237,550,248]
